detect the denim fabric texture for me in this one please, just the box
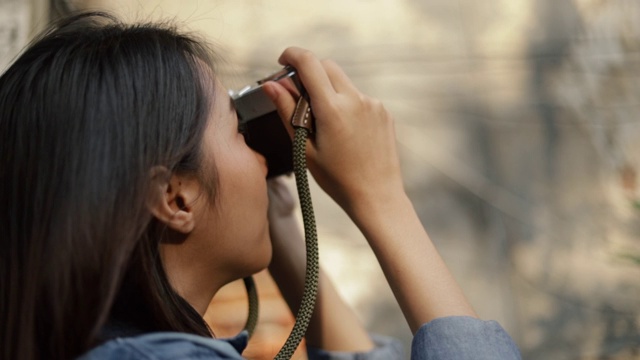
[78,332,244,360]
[306,333,404,359]
[79,316,520,359]
[411,316,522,360]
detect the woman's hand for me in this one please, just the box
[267,176,296,219]
[266,176,305,276]
[262,47,405,216]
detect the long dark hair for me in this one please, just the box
[0,12,219,359]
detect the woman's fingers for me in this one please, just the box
[278,47,335,102]
[262,81,296,140]
[262,79,318,162]
[279,47,358,96]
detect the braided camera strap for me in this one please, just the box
[242,125,318,359]
[242,277,259,337]
[274,126,319,359]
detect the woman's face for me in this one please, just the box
[200,79,271,279]
[162,78,272,301]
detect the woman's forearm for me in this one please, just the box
[348,192,477,334]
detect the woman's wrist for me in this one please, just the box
[344,187,412,235]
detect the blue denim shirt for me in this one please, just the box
[79,316,521,359]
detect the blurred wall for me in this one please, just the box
[0,0,49,71]
[13,0,640,358]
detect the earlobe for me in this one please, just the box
[148,166,196,234]
[163,206,195,234]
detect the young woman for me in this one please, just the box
[0,12,521,360]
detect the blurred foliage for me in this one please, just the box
[619,253,640,266]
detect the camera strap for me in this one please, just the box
[274,95,318,360]
[241,95,319,360]
[290,95,314,133]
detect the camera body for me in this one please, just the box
[230,67,303,178]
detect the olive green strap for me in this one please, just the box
[242,276,259,337]
[242,119,318,359]
[274,126,319,359]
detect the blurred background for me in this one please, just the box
[2,0,639,358]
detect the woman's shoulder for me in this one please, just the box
[78,332,246,360]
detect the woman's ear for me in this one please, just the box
[148,166,197,234]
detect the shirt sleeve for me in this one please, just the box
[411,316,522,360]
[306,333,404,360]
[78,332,244,360]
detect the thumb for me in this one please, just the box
[262,81,296,140]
